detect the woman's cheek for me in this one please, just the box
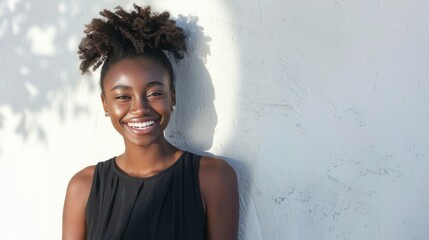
[112,103,130,116]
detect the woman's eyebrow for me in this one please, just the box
[110,82,165,91]
[110,85,131,91]
[146,81,165,87]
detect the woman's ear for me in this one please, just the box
[171,87,176,106]
[101,93,109,113]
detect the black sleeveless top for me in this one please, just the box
[86,151,206,240]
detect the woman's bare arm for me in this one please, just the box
[200,157,239,240]
[62,166,95,240]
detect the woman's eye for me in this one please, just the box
[115,95,131,100]
[147,92,163,97]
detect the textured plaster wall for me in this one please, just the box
[0,0,428,239]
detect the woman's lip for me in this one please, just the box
[122,117,158,123]
[123,119,159,135]
[124,120,156,128]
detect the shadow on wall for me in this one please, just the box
[164,15,253,240]
[0,1,97,147]
[166,15,217,151]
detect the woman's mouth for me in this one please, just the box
[122,119,159,135]
[125,120,156,129]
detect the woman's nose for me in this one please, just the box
[130,98,150,115]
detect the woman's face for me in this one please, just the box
[101,57,175,148]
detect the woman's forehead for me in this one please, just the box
[104,58,169,85]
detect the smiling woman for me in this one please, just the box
[101,58,173,148]
[62,4,239,240]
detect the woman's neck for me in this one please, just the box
[117,137,182,178]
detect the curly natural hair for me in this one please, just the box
[78,4,187,92]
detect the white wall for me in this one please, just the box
[1,0,428,239]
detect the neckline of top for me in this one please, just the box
[111,151,187,182]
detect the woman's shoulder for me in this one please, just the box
[198,155,239,239]
[199,155,236,179]
[63,165,97,239]
[66,165,96,198]
[198,155,237,199]
[67,157,115,189]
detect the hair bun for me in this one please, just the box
[78,4,187,73]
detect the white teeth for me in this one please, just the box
[126,121,155,129]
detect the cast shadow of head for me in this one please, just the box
[165,15,252,239]
[166,15,216,152]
